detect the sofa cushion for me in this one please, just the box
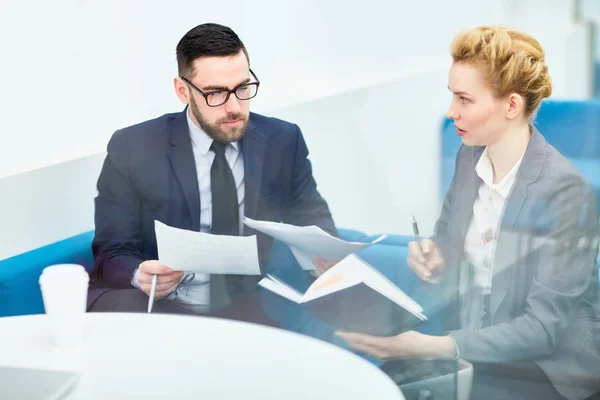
[0,231,95,317]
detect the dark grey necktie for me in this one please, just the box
[209,141,239,311]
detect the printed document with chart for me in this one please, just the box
[154,220,261,275]
[243,217,387,271]
[259,254,427,336]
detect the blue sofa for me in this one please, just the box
[595,62,600,98]
[0,232,95,317]
[0,229,436,318]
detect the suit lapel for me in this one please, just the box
[167,108,201,231]
[452,146,483,259]
[458,147,483,241]
[240,117,266,228]
[442,146,482,332]
[490,185,527,317]
[490,128,546,317]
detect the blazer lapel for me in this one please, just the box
[240,117,266,228]
[452,146,484,260]
[167,108,201,231]
[490,128,546,317]
[491,186,526,317]
[442,146,482,332]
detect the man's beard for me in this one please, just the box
[189,96,249,143]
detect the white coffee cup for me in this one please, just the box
[39,264,89,346]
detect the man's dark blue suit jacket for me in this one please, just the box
[88,108,336,303]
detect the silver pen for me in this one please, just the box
[147,274,158,313]
[412,215,440,283]
[412,215,422,244]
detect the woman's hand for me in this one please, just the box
[407,239,445,282]
[336,330,457,361]
[312,257,338,277]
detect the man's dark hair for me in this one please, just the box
[176,23,249,79]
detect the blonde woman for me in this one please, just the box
[338,26,600,400]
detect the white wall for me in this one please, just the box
[0,0,593,259]
[0,154,104,261]
[270,69,449,236]
[580,0,600,74]
[505,0,595,98]
[0,0,510,179]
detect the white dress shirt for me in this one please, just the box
[133,109,245,313]
[463,147,524,295]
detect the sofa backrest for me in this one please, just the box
[0,231,94,317]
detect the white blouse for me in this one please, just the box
[463,147,524,295]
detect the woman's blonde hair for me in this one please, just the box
[450,25,552,118]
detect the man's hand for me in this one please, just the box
[312,256,338,277]
[407,239,445,282]
[137,260,184,299]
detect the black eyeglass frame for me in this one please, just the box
[181,69,260,107]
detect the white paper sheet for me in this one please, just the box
[243,217,387,270]
[289,246,317,271]
[154,220,261,275]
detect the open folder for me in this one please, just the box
[243,217,387,271]
[259,254,427,336]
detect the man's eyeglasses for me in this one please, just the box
[181,69,260,107]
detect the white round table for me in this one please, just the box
[0,313,404,399]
